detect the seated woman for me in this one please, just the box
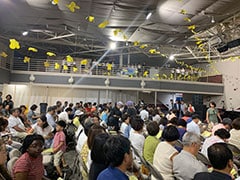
[89,133,110,180]
[0,138,12,180]
[29,115,54,148]
[153,125,180,180]
[143,121,160,164]
[0,117,22,150]
[229,117,240,149]
[12,134,45,180]
[129,116,145,163]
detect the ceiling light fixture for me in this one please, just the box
[211,16,215,23]
[22,31,29,36]
[169,55,175,60]
[146,12,152,20]
[109,42,117,50]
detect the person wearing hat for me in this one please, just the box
[73,110,84,128]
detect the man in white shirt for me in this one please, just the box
[187,114,201,135]
[58,107,73,124]
[173,132,207,180]
[8,108,27,138]
[46,106,56,129]
[139,106,149,121]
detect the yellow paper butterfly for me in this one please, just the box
[23,56,30,63]
[63,64,68,70]
[188,25,196,30]
[98,20,109,29]
[66,55,73,63]
[67,1,80,12]
[180,9,187,15]
[52,0,59,5]
[184,17,191,22]
[140,44,148,49]
[9,39,20,50]
[149,49,156,54]
[28,47,38,52]
[0,52,8,58]
[73,67,78,72]
[80,59,88,65]
[133,41,140,46]
[113,29,121,36]
[46,52,56,57]
[44,61,50,68]
[86,16,95,22]
[54,63,60,70]
[123,34,128,41]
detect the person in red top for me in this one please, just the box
[52,120,67,178]
[12,134,45,180]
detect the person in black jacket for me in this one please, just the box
[107,102,123,131]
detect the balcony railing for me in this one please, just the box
[12,57,222,83]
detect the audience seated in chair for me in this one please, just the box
[97,135,133,180]
[173,132,207,180]
[194,143,233,180]
[153,125,179,180]
[143,121,159,164]
[8,108,28,139]
[201,128,230,158]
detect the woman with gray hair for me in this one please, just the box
[173,132,207,180]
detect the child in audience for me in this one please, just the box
[120,114,131,138]
[52,120,68,179]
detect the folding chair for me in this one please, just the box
[145,161,164,180]
[196,152,211,166]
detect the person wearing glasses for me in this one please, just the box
[173,132,207,180]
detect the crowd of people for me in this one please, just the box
[0,93,240,180]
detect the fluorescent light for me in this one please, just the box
[169,55,175,60]
[146,12,152,20]
[22,31,29,36]
[109,42,117,50]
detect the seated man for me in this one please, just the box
[8,108,28,139]
[173,132,207,180]
[186,114,201,135]
[194,143,233,180]
[97,135,133,180]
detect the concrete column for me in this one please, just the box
[119,54,123,68]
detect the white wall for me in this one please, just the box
[2,84,137,111]
[200,60,240,110]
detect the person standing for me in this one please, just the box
[206,101,222,126]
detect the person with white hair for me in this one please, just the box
[173,132,207,180]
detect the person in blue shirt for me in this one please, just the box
[97,135,133,180]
